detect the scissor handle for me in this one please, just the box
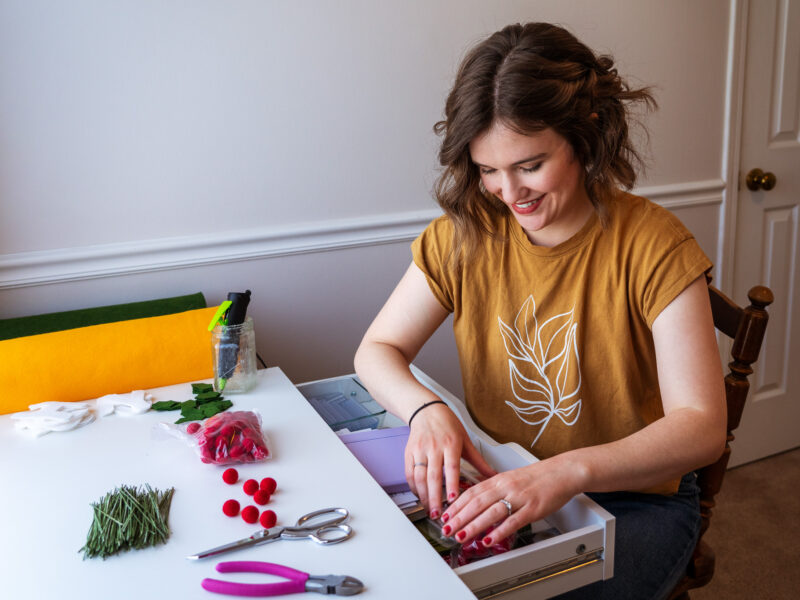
[308,524,353,545]
[279,523,353,544]
[278,508,352,545]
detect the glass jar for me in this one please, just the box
[211,317,257,393]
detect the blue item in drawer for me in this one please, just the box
[339,427,410,494]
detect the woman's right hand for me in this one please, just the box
[404,401,496,519]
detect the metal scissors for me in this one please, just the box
[201,561,364,596]
[187,507,353,560]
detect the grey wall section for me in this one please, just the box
[0,0,728,253]
[0,0,732,400]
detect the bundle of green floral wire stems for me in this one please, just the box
[80,484,175,559]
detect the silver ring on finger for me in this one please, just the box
[498,498,513,517]
[413,462,428,468]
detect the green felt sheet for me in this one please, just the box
[0,292,207,341]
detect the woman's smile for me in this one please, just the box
[512,194,545,213]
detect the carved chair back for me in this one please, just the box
[668,284,773,599]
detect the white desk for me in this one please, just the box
[0,368,475,599]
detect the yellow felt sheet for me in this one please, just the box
[0,307,217,414]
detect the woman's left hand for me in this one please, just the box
[440,457,582,546]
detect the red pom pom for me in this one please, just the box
[186,422,201,434]
[243,479,259,495]
[259,509,277,529]
[222,499,240,517]
[222,468,239,485]
[259,477,277,494]
[241,505,259,524]
[253,490,271,505]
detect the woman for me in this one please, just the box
[354,22,725,599]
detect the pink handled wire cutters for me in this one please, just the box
[202,561,364,597]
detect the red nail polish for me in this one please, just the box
[442,524,452,536]
[483,537,493,546]
[442,513,449,523]
[430,509,439,519]
[448,492,456,501]
[456,530,466,541]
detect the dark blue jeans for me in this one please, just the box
[552,473,701,600]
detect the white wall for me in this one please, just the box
[0,0,732,395]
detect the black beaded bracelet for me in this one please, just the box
[407,400,448,427]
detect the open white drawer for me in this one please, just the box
[297,365,614,599]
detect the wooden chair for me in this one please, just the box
[667,284,774,599]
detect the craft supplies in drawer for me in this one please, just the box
[297,369,615,599]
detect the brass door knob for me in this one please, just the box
[746,168,777,191]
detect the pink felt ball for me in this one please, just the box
[241,505,259,524]
[259,477,277,494]
[259,510,277,529]
[222,468,239,485]
[186,422,201,434]
[222,499,240,517]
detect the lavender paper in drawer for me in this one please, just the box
[339,426,410,493]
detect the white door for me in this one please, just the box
[730,0,800,467]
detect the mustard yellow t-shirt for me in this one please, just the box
[412,192,712,494]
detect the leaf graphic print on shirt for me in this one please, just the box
[498,295,582,448]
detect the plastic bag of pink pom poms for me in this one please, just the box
[188,410,272,465]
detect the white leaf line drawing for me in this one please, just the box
[498,295,582,447]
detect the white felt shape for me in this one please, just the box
[11,402,95,436]
[95,390,153,416]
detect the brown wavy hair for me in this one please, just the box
[433,22,656,263]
